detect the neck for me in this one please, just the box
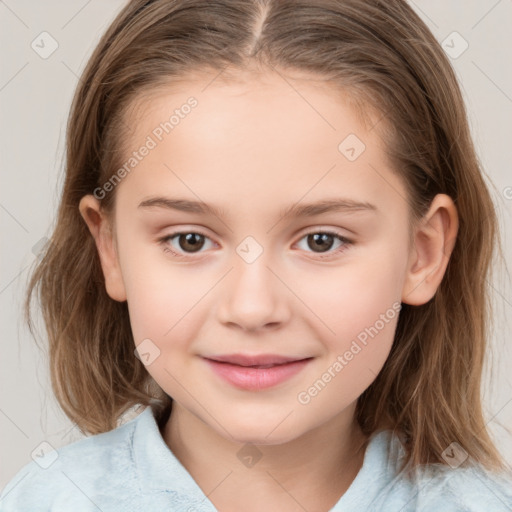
[162,401,369,512]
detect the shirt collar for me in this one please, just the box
[132,405,218,510]
[131,404,403,511]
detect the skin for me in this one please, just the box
[79,70,458,512]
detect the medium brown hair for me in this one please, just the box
[25,0,509,476]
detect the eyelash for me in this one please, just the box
[158,229,353,260]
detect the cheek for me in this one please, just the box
[297,241,406,342]
[293,259,403,412]
[123,263,203,346]
[122,258,211,390]
[291,240,407,405]
[114,235,187,340]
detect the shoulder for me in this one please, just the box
[376,463,512,512]
[0,411,142,511]
[414,464,512,511]
[361,431,512,511]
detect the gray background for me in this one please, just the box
[1,0,511,490]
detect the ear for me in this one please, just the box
[401,193,458,306]
[78,195,127,302]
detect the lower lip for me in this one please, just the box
[203,358,313,391]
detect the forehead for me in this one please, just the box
[116,71,408,222]
[126,70,377,139]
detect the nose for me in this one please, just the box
[215,253,290,332]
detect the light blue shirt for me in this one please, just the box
[1,405,511,511]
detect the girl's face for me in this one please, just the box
[86,72,446,445]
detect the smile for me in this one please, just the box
[202,357,314,391]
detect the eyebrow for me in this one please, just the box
[137,196,377,219]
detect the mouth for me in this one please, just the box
[204,353,313,367]
[202,354,314,390]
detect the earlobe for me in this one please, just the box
[401,194,458,306]
[78,195,127,302]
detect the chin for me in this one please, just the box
[231,431,295,446]
[215,416,304,446]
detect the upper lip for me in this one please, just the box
[204,354,312,366]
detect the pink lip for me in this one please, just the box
[203,356,313,391]
[205,353,307,366]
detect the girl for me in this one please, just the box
[2,0,511,510]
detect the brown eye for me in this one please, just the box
[306,233,336,253]
[161,231,213,256]
[176,233,205,253]
[296,230,352,259]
